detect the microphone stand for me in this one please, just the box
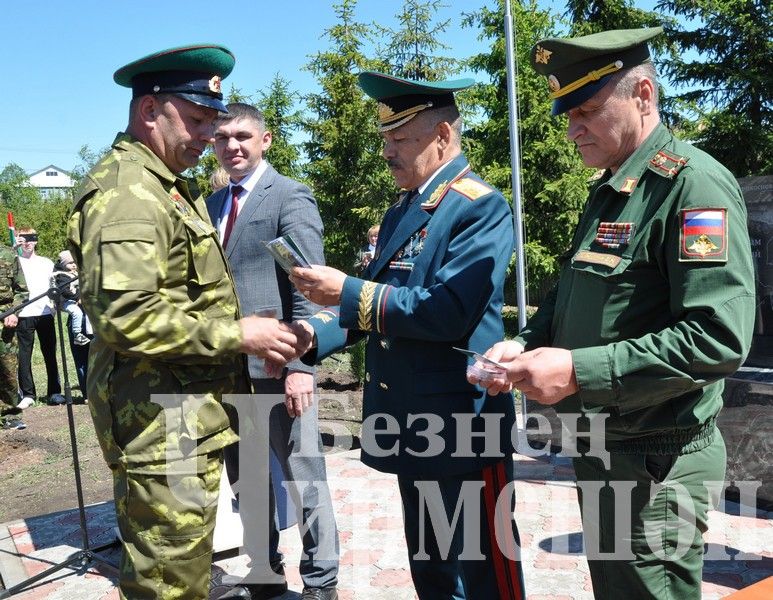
[0,275,118,598]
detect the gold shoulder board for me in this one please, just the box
[450,178,492,201]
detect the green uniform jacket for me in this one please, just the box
[517,123,756,453]
[68,133,244,468]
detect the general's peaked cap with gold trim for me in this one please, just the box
[530,27,663,115]
[358,71,474,132]
[114,44,235,113]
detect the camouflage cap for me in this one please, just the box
[358,71,474,132]
[530,27,663,115]
[113,44,235,113]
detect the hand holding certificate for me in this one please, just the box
[454,346,508,385]
[264,234,311,274]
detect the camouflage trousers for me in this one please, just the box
[112,451,223,600]
[0,327,21,421]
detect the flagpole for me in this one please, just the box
[504,0,529,425]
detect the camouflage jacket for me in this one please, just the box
[68,133,245,468]
[0,244,27,313]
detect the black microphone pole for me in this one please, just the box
[0,274,119,598]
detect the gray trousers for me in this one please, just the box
[226,377,339,589]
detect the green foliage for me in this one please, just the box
[461,0,590,304]
[656,0,773,176]
[501,304,538,338]
[302,0,394,272]
[70,144,111,187]
[348,337,367,384]
[0,163,71,258]
[564,0,666,36]
[374,0,458,80]
[259,73,305,180]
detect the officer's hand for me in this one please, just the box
[239,316,298,364]
[467,341,524,395]
[284,370,315,417]
[290,266,347,306]
[290,320,315,356]
[506,347,578,405]
[3,314,18,328]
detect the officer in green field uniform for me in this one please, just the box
[69,44,304,600]
[471,27,756,599]
[0,243,28,431]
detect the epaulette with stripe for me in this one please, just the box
[449,177,493,201]
[648,149,689,179]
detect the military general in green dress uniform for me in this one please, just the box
[68,45,305,600]
[472,27,756,599]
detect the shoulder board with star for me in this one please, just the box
[648,149,689,179]
[449,178,493,201]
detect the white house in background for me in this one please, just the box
[27,165,74,198]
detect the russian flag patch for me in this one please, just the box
[680,208,727,262]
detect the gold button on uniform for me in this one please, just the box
[379,382,388,390]
[365,372,370,383]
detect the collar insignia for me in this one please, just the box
[427,180,447,207]
[620,177,638,194]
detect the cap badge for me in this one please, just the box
[535,45,552,64]
[548,75,560,93]
[209,75,222,93]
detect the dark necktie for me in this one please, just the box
[401,189,418,216]
[222,185,243,247]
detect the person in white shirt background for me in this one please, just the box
[15,228,64,407]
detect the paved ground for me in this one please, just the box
[0,448,771,599]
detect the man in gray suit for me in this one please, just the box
[207,103,339,600]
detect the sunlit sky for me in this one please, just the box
[3,0,661,174]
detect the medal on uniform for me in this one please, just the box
[171,193,190,215]
[595,222,634,248]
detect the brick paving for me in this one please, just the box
[1,449,771,599]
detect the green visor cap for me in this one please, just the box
[114,44,235,113]
[358,71,474,132]
[530,27,663,115]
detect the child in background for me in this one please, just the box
[51,251,89,345]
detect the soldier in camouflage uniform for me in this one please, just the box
[67,45,307,600]
[0,243,28,430]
